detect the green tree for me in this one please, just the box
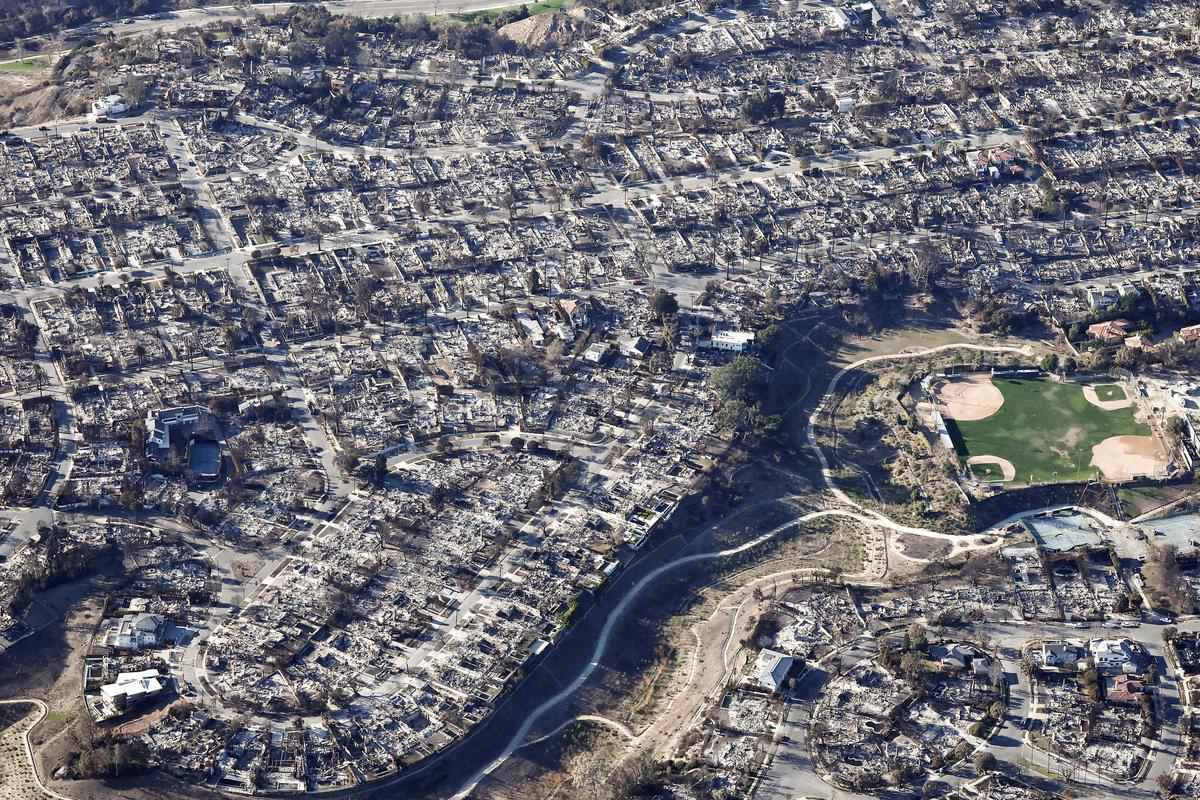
[119,76,153,110]
[1164,416,1186,445]
[899,651,925,683]
[905,622,928,652]
[322,24,359,62]
[973,751,997,775]
[710,356,764,403]
[742,87,786,123]
[649,289,679,319]
[714,398,755,432]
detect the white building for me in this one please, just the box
[517,317,544,347]
[704,330,756,353]
[583,342,610,364]
[744,649,795,693]
[89,94,127,122]
[1090,638,1139,673]
[99,669,164,712]
[1085,286,1120,311]
[618,336,651,359]
[1041,641,1085,669]
[104,612,164,650]
[825,6,851,27]
[1085,282,1141,311]
[145,406,203,458]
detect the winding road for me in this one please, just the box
[0,332,1047,800]
[444,342,1039,797]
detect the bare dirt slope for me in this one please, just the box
[499,11,596,49]
[0,83,80,127]
[0,703,44,800]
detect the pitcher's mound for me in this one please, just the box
[1091,435,1166,481]
[935,374,1004,421]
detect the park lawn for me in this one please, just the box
[524,0,571,12]
[949,378,1148,484]
[1094,383,1127,402]
[451,0,568,22]
[0,56,50,73]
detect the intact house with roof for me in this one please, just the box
[90,669,167,722]
[1087,319,1132,343]
[1178,324,1200,345]
[145,406,224,481]
[973,146,1024,181]
[930,642,991,677]
[1091,638,1141,674]
[583,342,611,364]
[743,649,796,694]
[1042,640,1087,669]
[618,335,652,359]
[89,95,128,123]
[702,330,755,353]
[1104,674,1146,706]
[103,612,164,650]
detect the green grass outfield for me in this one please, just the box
[947,377,1149,484]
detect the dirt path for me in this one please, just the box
[449,497,1002,798]
[0,699,71,800]
[633,545,887,764]
[515,715,634,751]
[442,342,1030,798]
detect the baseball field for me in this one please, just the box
[934,374,1166,484]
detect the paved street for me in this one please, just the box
[0,0,1194,793]
[758,616,1200,800]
